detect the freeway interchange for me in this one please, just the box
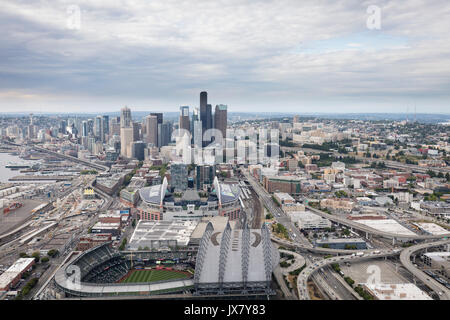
[241,167,450,300]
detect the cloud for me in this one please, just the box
[0,0,449,113]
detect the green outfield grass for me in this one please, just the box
[120,269,190,283]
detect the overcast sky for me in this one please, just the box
[0,0,449,114]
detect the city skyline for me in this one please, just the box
[1,1,450,113]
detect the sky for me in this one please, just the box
[0,0,449,114]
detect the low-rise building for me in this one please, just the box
[290,212,331,229]
[422,252,450,277]
[315,238,367,250]
[76,233,112,251]
[320,198,354,211]
[363,283,432,300]
[0,258,35,291]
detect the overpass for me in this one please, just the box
[305,204,450,241]
[272,235,384,255]
[297,249,401,300]
[399,239,450,300]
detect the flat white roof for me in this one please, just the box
[129,220,198,248]
[365,283,432,300]
[0,258,34,289]
[356,219,417,236]
[415,222,449,235]
[274,192,294,201]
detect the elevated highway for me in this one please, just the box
[399,239,450,300]
[305,204,450,241]
[297,249,401,300]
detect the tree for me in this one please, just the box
[31,251,40,263]
[47,249,58,258]
[41,256,49,263]
[446,173,450,182]
[132,219,136,228]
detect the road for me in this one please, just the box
[297,249,401,300]
[304,204,450,241]
[399,239,450,300]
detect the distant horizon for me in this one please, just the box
[0,111,449,116]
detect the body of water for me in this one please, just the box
[0,152,40,183]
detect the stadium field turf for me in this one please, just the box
[120,269,190,283]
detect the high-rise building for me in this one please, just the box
[87,119,94,136]
[196,164,215,190]
[120,127,134,158]
[145,115,158,147]
[110,117,121,136]
[170,163,188,191]
[179,106,190,133]
[120,107,132,128]
[214,104,227,143]
[192,107,202,147]
[131,141,146,161]
[205,104,212,131]
[102,115,110,137]
[150,113,163,147]
[132,121,140,141]
[81,121,88,137]
[60,120,67,134]
[95,115,104,141]
[160,121,173,147]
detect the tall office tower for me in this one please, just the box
[160,121,173,147]
[102,115,109,137]
[60,120,67,134]
[95,115,104,141]
[200,92,211,137]
[131,141,146,160]
[293,115,300,123]
[179,106,190,133]
[120,127,134,158]
[170,163,188,191]
[191,107,200,144]
[110,117,121,136]
[81,121,88,137]
[132,121,140,141]
[200,91,207,115]
[87,119,94,136]
[150,113,163,125]
[205,104,212,130]
[214,104,227,143]
[150,113,163,147]
[145,115,158,147]
[120,106,132,128]
[195,164,215,190]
